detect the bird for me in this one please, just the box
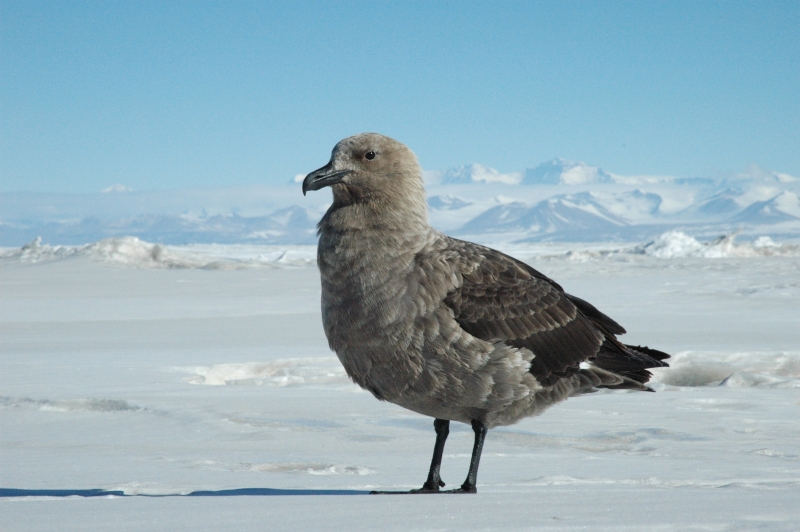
[302,133,669,494]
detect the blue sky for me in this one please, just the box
[1,1,798,193]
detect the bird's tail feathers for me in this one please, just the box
[589,341,670,386]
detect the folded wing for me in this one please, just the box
[442,239,669,388]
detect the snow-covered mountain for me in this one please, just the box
[427,195,473,210]
[522,158,614,185]
[0,201,323,246]
[728,164,799,186]
[682,189,743,218]
[730,191,800,225]
[3,163,798,246]
[436,164,522,185]
[433,158,615,186]
[458,193,630,241]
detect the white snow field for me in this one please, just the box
[2,236,799,531]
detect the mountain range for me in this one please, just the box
[2,160,798,246]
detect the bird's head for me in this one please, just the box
[302,133,428,219]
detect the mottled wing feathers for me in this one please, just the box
[442,240,606,386]
[441,238,668,387]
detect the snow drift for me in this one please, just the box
[632,231,799,258]
[181,358,349,387]
[0,237,317,269]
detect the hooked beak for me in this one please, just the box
[302,163,352,196]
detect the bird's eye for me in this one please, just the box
[365,151,376,161]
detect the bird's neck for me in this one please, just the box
[317,203,436,274]
[320,194,430,235]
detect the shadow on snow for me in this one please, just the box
[0,487,369,498]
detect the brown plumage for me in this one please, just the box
[302,133,669,493]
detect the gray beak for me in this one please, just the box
[302,163,352,196]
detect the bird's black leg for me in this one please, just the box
[412,418,450,492]
[370,418,450,494]
[449,419,487,494]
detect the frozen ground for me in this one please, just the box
[1,237,799,531]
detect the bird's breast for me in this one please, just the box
[318,232,421,341]
[315,228,446,399]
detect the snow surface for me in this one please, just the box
[2,237,799,531]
